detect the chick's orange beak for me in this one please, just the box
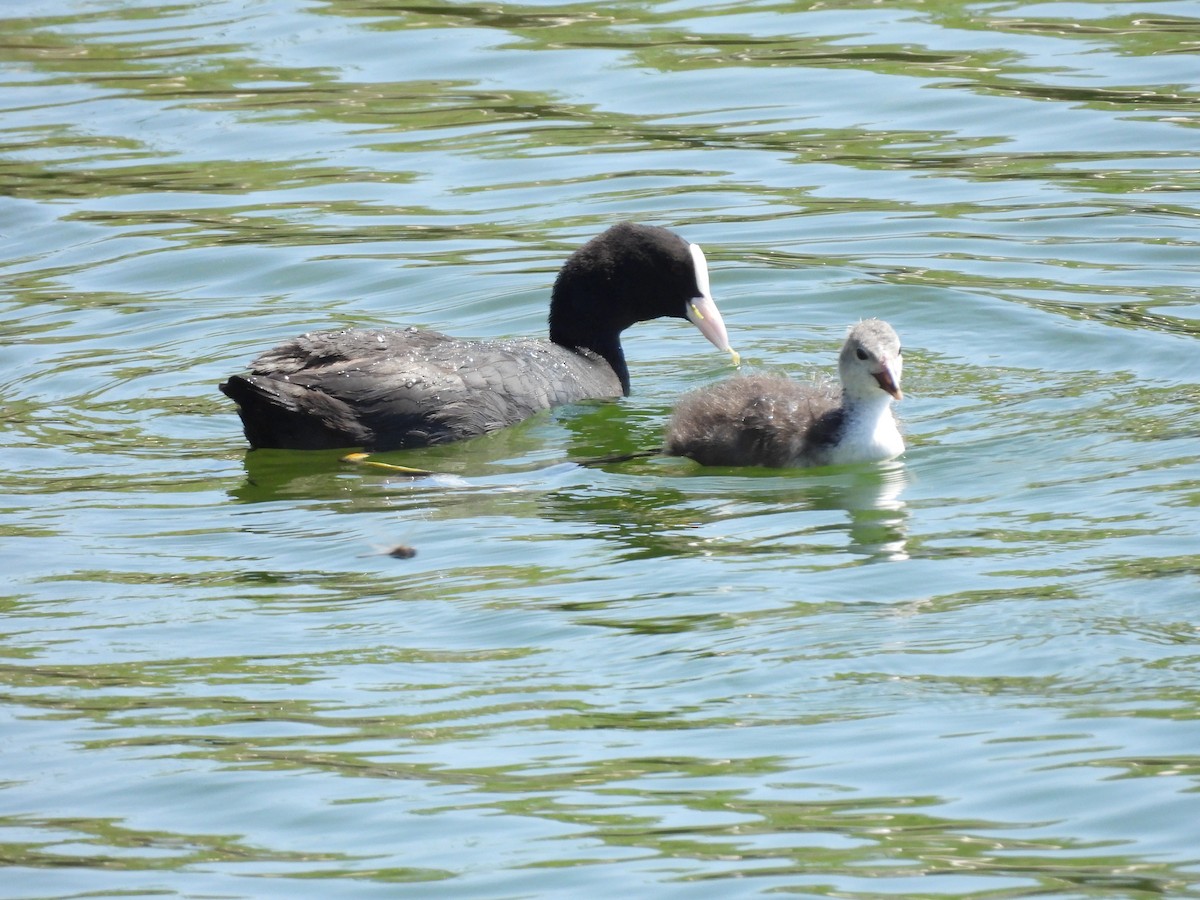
[873,365,902,400]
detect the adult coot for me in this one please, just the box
[664,319,904,468]
[221,222,736,450]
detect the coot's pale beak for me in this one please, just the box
[873,365,902,400]
[687,295,739,367]
[685,242,739,366]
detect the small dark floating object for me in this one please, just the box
[665,318,905,468]
[220,222,736,451]
[386,545,417,559]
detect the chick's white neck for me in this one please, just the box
[833,392,903,464]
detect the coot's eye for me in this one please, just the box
[855,348,868,360]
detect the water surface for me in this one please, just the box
[3,0,1200,896]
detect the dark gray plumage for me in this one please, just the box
[665,319,905,468]
[220,223,735,451]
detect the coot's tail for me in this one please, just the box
[220,375,371,450]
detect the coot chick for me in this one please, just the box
[665,318,904,468]
[220,222,736,451]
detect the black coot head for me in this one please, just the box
[549,222,718,348]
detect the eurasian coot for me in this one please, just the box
[221,222,736,451]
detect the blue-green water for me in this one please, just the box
[3,0,1200,897]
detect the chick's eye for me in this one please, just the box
[855,348,868,361]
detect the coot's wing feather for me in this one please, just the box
[225,328,621,450]
[247,327,454,375]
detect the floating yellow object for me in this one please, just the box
[341,453,435,477]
